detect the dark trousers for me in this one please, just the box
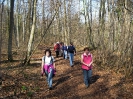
[55,51,59,58]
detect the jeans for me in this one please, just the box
[83,69,92,87]
[63,50,68,59]
[69,53,74,66]
[45,68,53,88]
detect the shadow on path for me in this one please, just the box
[90,75,100,84]
[53,76,70,88]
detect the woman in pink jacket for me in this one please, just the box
[81,47,93,88]
[41,49,56,90]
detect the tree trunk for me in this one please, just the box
[41,0,46,36]
[55,0,61,41]
[0,0,5,84]
[16,0,20,48]
[67,0,71,43]
[88,0,94,48]
[83,0,94,47]
[83,0,87,45]
[26,0,32,42]
[63,0,68,45]
[8,0,14,61]
[26,0,37,64]
[22,0,26,42]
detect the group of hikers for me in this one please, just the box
[41,42,93,90]
[54,42,76,67]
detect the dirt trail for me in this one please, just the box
[1,45,133,99]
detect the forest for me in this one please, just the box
[0,0,133,98]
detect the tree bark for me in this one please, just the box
[55,0,61,41]
[26,0,37,64]
[0,0,5,84]
[22,0,26,42]
[8,0,14,61]
[16,0,20,48]
[41,0,45,36]
[63,0,68,45]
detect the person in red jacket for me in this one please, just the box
[54,42,60,58]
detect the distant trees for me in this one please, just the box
[80,0,133,76]
[97,0,133,76]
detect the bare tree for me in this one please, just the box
[16,0,20,48]
[26,0,37,64]
[22,0,26,42]
[8,0,15,61]
[63,0,67,44]
[0,0,5,85]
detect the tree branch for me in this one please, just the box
[124,5,133,13]
[18,5,60,75]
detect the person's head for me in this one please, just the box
[62,42,64,45]
[44,49,51,57]
[64,43,67,46]
[84,47,90,55]
[57,41,60,44]
[70,42,73,46]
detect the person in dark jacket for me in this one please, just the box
[67,42,76,67]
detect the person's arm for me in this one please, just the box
[54,46,56,51]
[67,46,69,52]
[73,46,76,55]
[88,54,93,66]
[52,56,56,69]
[62,46,64,51]
[88,60,93,66]
[41,57,44,73]
[74,47,76,53]
[81,55,88,66]
[53,62,56,69]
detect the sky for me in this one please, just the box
[78,0,101,22]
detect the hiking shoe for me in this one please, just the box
[71,64,74,67]
[49,87,52,90]
[86,84,90,88]
[71,65,73,67]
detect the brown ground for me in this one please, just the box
[0,45,133,99]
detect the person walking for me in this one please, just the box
[81,47,93,88]
[67,42,76,67]
[54,42,60,58]
[60,42,64,57]
[41,49,56,90]
[62,44,68,59]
